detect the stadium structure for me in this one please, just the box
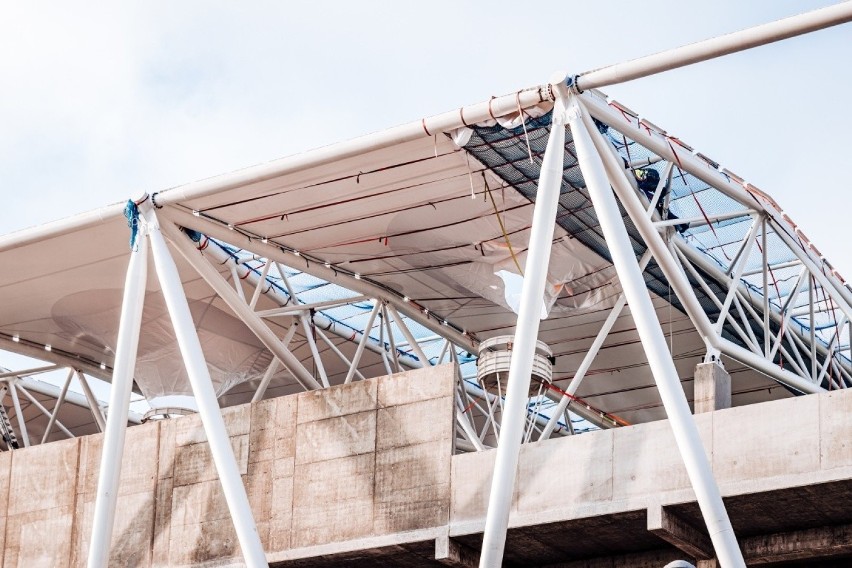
[0,4,851,567]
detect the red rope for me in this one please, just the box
[542,382,631,427]
[664,136,729,259]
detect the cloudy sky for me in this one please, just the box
[1,1,850,276]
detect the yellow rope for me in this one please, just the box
[483,178,524,276]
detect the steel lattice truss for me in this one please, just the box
[2,6,852,565]
[1,87,849,452]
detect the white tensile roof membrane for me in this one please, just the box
[0,87,848,429]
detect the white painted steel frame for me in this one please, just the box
[580,91,851,316]
[162,218,507,448]
[572,98,745,567]
[0,364,57,379]
[580,94,828,395]
[160,218,322,393]
[77,369,106,432]
[674,237,849,385]
[88,223,149,568]
[197,240,415,378]
[14,383,75,438]
[540,161,675,440]
[226,251,426,382]
[163,206,475,353]
[142,204,268,567]
[3,9,850,566]
[0,334,115,383]
[41,368,74,444]
[576,1,852,90]
[479,92,570,568]
[251,326,294,403]
[8,380,28,447]
[539,250,653,440]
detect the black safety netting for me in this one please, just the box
[461,110,846,385]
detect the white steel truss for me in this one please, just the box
[0,6,848,568]
[2,84,847,568]
[0,361,143,453]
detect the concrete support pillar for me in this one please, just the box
[694,362,731,414]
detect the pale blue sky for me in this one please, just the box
[1,1,849,277]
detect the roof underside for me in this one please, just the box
[0,89,848,429]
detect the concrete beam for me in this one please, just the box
[435,533,479,567]
[741,523,852,565]
[693,361,731,414]
[647,504,713,560]
[543,549,694,568]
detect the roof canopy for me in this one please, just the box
[0,84,849,426]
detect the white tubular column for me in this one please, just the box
[88,215,149,568]
[479,93,569,567]
[141,203,268,568]
[568,97,744,567]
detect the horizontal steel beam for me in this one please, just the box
[576,2,852,90]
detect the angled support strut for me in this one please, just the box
[570,97,745,568]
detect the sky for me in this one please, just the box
[0,1,850,276]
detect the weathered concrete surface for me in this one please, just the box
[693,361,730,414]
[2,366,852,567]
[435,533,479,567]
[73,420,160,568]
[450,386,852,566]
[4,436,80,567]
[0,364,455,567]
[541,549,696,568]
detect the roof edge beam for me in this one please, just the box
[149,88,548,209]
[576,1,852,90]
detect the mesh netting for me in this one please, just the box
[462,110,849,382]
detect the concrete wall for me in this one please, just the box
[451,388,852,535]
[0,364,455,567]
[2,365,851,566]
